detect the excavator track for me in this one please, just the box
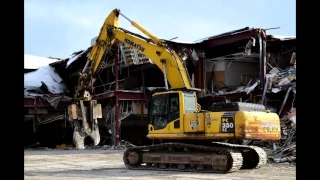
[123,143,243,173]
[123,142,267,173]
[211,142,267,169]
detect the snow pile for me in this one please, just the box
[24,54,60,69]
[24,65,68,94]
[271,35,296,41]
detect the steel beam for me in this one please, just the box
[93,91,151,100]
[24,97,72,107]
[115,43,120,146]
[203,30,258,48]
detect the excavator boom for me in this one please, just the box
[89,9,192,90]
[69,8,193,150]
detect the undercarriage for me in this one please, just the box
[123,142,267,173]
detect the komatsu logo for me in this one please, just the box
[124,38,145,52]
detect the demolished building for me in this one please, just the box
[24,55,73,148]
[24,27,296,155]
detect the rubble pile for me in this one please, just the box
[108,140,137,150]
[266,52,296,94]
[268,107,296,164]
[263,52,296,164]
[267,66,296,95]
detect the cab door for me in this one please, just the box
[148,92,181,133]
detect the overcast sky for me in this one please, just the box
[24,0,296,59]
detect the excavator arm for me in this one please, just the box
[89,9,192,90]
[68,8,193,149]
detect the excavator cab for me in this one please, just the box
[148,91,197,133]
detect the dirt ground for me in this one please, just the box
[24,149,296,180]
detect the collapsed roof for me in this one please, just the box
[24,27,295,98]
[24,55,69,96]
[24,54,61,70]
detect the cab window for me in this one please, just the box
[149,93,180,130]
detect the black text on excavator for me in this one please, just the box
[67,8,281,173]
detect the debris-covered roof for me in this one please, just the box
[164,27,255,45]
[195,27,253,43]
[164,39,197,45]
[270,35,296,41]
[24,54,62,69]
[24,58,69,96]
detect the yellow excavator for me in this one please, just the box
[68,8,281,173]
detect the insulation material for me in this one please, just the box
[24,55,60,69]
[24,65,69,94]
